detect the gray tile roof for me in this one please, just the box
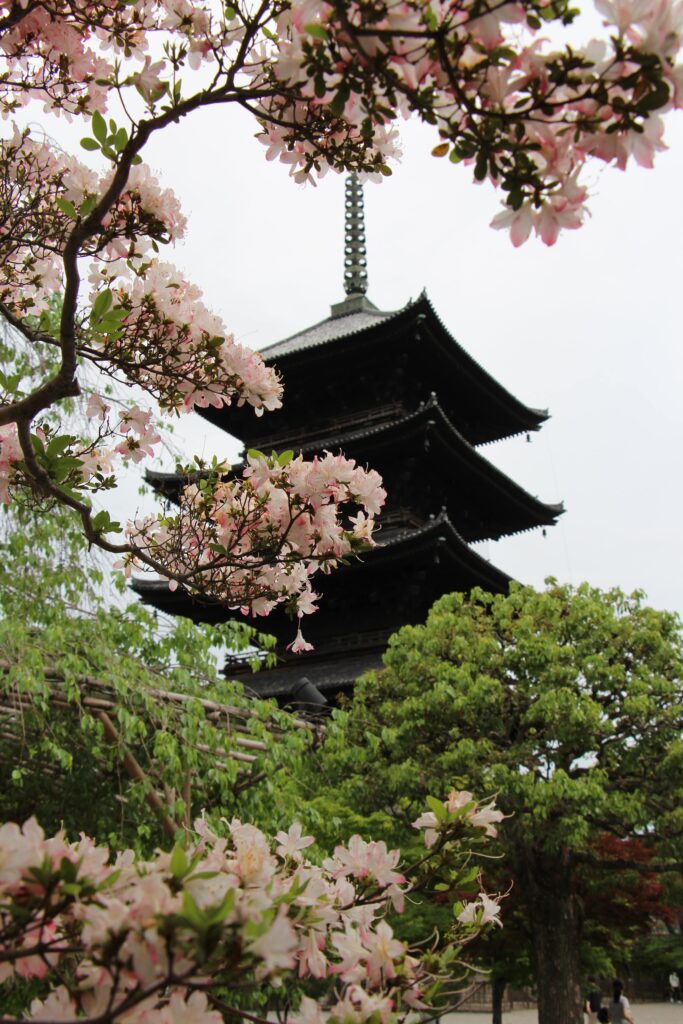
[259,305,403,359]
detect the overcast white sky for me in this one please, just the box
[23,68,683,620]
[123,98,683,618]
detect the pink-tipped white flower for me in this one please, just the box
[275,822,315,861]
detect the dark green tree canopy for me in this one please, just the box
[319,582,683,1024]
[324,582,683,857]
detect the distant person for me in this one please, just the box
[611,979,635,1024]
[670,970,681,1003]
[585,977,603,1024]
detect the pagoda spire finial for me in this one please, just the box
[344,173,368,297]
[330,174,379,317]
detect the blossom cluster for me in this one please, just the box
[253,0,683,244]
[0,0,679,249]
[124,451,386,643]
[0,793,502,1024]
[0,128,282,414]
[0,423,21,505]
[1,425,385,645]
[0,398,163,508]
[0,0,680,631]
[413,789,506,849]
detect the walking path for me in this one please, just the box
[447,1003,682,1023]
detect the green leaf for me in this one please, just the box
[55,198,78,220]
[186,870,219,882]
[30,433,46,457]
[92,111,108,143]
[304,22,329,39]
[46,435,73,459]
[206,888,235,925]
[91,510,122,534]
[91,289,114,323]
[59,856,79,884]
[79,196,98,218]
[114,127,129,152]
[277,450,294,467]
[181,890,206,928]
[247,449,265,461]
[638,80,670,112]
[426,795,448,822]
[170,844,188,880]
[329,83,350,118]
[80,138,101,152]
[97,869,122,891]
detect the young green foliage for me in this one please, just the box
[318,582,683,1024]
[0,507,308,852]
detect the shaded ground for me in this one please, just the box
[449,1003,681,1023]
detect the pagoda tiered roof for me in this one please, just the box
[134,511,511,700]
[198,292,548,449]
[135,175,562,706]
[146,393,562,543]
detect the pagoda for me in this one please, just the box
[135,176,562,706]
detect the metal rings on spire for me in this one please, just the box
[344,174,368,296]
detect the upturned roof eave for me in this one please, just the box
[143,404,564,538]
[292,397,563,530]
[376,514,513,592]
[131,510,512,613]
[415,291,549,433]
[257,292,548,437]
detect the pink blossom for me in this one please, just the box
[291,995,324,1024]
[275,822,315,861]
[160,991,223,1024]
[331,925,368,983]
[325,836,404,888]
[491,202,535,247]
[16,921,58,980]
[469,801,505,837]
[298,928,328,978]
[249,911,298,976]
[287,624,314,653]
[0,817,45,887]
[0,796,501,1022]
[134,56,166,102]
[363,921,405,985]
[329,986,395,1024]
[0,424,22,504]
[28,986,76,1022]
[458,892,502,927]
[85,393,110,420]
[445,789,475,813]
[411,810,439,848]
[229,821,276,885]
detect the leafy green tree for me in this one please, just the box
[0,507,309,851]
[318,582,683,1024]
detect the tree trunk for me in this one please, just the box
[491,975,507,1024]
[519,850,584,1024]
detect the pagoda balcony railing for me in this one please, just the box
[224,629,393,674]
[245,401,408,453]
[376,509,425,532]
